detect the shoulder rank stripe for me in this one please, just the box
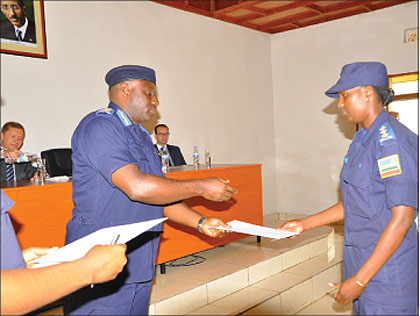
[96,107,115,116]
[377,154,402,179]
[378,122,396,145]
[116,109,132,127]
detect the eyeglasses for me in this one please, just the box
[156,132,170,136]
[1,4,22,11]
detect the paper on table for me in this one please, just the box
[211,219,299,240]
[46,175,71,182]
[30,217,168,268]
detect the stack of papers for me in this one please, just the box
[211,220,299,240]
[30,217,167,268]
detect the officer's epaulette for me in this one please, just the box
[377,121,397,145]
[95,107,115,117]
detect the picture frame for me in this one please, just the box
[0,0,47,59]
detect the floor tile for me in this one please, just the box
[295,293,352,315]
[161,255,245,283]
[251,271,307,293]
[284,251,341,277]
[210,286,277,314]
[282,244,310,270]
[154,284,207,315]
[207,268,249,302]
[150,272,205,303]
[280,279,313,315]
[187,304,232,315]
[312,265,339,301]
[241,295,282,315]
[263,213,280,224]
[248,253,283,285]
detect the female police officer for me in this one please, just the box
[278,62,418,315]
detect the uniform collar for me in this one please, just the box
[137,122,150,135]
[361,110,389,146]
[108,102,153,144]
[108,102,133,127]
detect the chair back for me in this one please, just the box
[41,148,72,177]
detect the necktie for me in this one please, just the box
[6,163,15,181]
[16,29,23,41]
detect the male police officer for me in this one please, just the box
[64,65,236,315]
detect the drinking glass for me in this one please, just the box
[37,158,47,184]
[205,149,211,169]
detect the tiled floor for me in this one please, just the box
[37,213,351,316]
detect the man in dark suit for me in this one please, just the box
[154,123,186,166]
[1,121,36,182]
[0,0,36,43]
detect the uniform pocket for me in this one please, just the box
[342,166,371,218]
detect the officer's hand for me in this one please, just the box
[22,246,59,267]
[200,178,237,202]
[82,244,127,285]
[200,217,232,238]
[329,276,365,304]
[1,148,24,162]
[276,220,304,238]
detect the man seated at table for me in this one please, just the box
[154,123,186,166]
[0,121,36,182]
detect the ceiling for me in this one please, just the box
[154,0,413,34]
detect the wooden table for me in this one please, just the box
[2,164,263,267]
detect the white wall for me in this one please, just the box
[0,1,278,214]
[1,2,417,216]
[271,2,418,214]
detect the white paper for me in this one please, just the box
[211,220,299,240]
[46,175,71,182]
[30,217,167,268]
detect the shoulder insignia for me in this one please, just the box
[377,154,402,179]
[377,122,397,145]
[96,108,115,116]
[116,109,132,127]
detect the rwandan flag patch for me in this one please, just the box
[377,154,402,179]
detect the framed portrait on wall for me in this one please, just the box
[0,0,47,58]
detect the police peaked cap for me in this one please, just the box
[325,62,389,98]
[105,65,156,88]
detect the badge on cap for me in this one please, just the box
[377,154,402,179]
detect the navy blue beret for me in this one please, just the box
[105,65,156,88]
[325,62,389,98]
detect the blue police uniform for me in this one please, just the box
[1,190,26,270]
[340,110,418,315]
[64,102,165,315]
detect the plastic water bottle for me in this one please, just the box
[193,146,199,170]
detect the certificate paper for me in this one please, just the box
[30,217,167,268]
[211,220,299,240]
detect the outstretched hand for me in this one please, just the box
[201,217,232,238]
[276,220,304,238]
[200,178,238,202]
[82,244,127,285]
